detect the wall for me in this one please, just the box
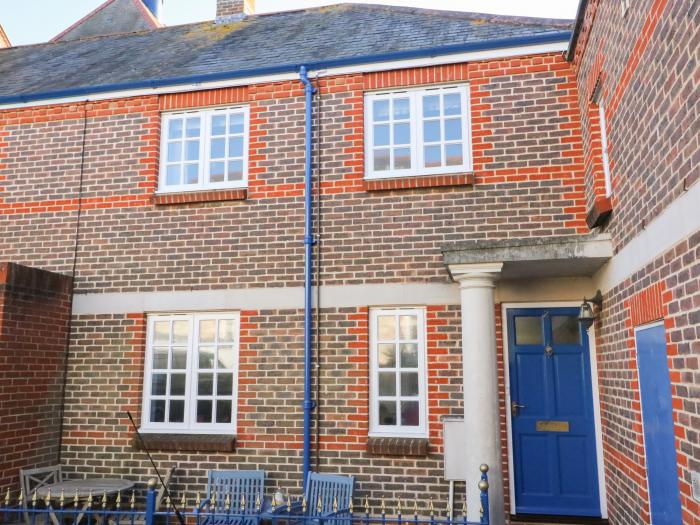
[0,262,72,496]
[573,0,700,523]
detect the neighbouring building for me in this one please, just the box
[0,0,697,524]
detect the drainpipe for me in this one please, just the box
[299,65,316,489]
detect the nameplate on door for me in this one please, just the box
[536,420,570,432]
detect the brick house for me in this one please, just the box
[0,0,697,524]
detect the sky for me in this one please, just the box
[0,0,579,46]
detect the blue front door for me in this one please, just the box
[636,323,682,525]
[508,307,601,516]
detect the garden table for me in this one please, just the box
[35,478,135,525]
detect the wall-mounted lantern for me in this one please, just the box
[579,290,603,331]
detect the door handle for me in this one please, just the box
[511,401,526,417]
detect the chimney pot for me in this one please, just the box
[216,0,255,20]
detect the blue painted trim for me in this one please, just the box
[299,65,316,491]
[0,31,571,105]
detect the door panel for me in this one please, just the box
[636,324,682,525]
[508,307,601,517]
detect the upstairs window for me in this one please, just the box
[159,107,249,193]
[369,308,428,437]
[141,313,239,434]
[365,85,472,179]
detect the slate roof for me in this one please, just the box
[0,4,572,104]
[52,0,160,42]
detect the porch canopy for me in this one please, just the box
[439,234,612,525]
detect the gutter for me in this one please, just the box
[0,31,571,107]
[299,65,316,489]
[565,0,589,61]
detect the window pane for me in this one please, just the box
[423,95,440,117]
[229,113,244,134]
[185,117,200,138]
[199,346,215,369]
[166,165,181,186]
[218,320,235,342]
[378,401,397,425]
[444,118,462,141]
[373,99,389,122]
[168,119,183,140]
[515,316,543,345]
[154,321,169,343]
[210,161,225,182]
[377,343,396,368]
[167,142,181,162]
[444,93,461,116]
[552,316,580,344]
[172,320,188,343]
[399,315,417,340]
[424,145,441,168]
[218,346,234,369]
[400,401,420,426]
[197,400,212,423]
[170,373,186,395]
[445,144,463,166]
[211,138,225,159]
[394,123,410,145]
[184,163,199,184]
[212,115,226,135]
[227,160,243,181]
[228,137,244,158]
[217,373,233,396]
[151,373,167,395]
[199,320,216,343]
[171,347,187,369]
[374,124,390,147]
[394,148,411,170]
[150,400,165,422]
[373,149,390,171]
[377,315,396,340]
[152,347,168,369]
[401,372,419,396]
[400,343,418,367]
[423,120,441,142]
[169,400,185,423]
[216,400,232,423]
[393,98,410,120]
[185,140,199,161]
[378,372,396,396]
[198,373,213,395]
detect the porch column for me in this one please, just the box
[450,263,504,525]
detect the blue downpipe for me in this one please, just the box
[299,65,316,490]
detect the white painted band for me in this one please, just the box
[0,42,568,110]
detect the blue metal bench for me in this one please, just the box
[200,470,266,525]
[268,472,355,523]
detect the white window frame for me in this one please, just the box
[158,106,250,194]
[140,312,240,434]
[593,86,612,197]
[369,307,428,438]
[364,84,472,180]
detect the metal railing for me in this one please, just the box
[1,467,489,525]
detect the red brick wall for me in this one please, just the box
[574,0,700,522]
[0,262,72,496]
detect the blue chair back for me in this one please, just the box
[305,472,354,516]
[207,470,265,513]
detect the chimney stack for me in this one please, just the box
[216,0,255,20]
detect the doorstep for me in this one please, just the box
[510,515,608,525]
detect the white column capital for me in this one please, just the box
[448,262,503,288]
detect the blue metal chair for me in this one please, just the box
[268,472,355,523]
[200,470,266,525]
